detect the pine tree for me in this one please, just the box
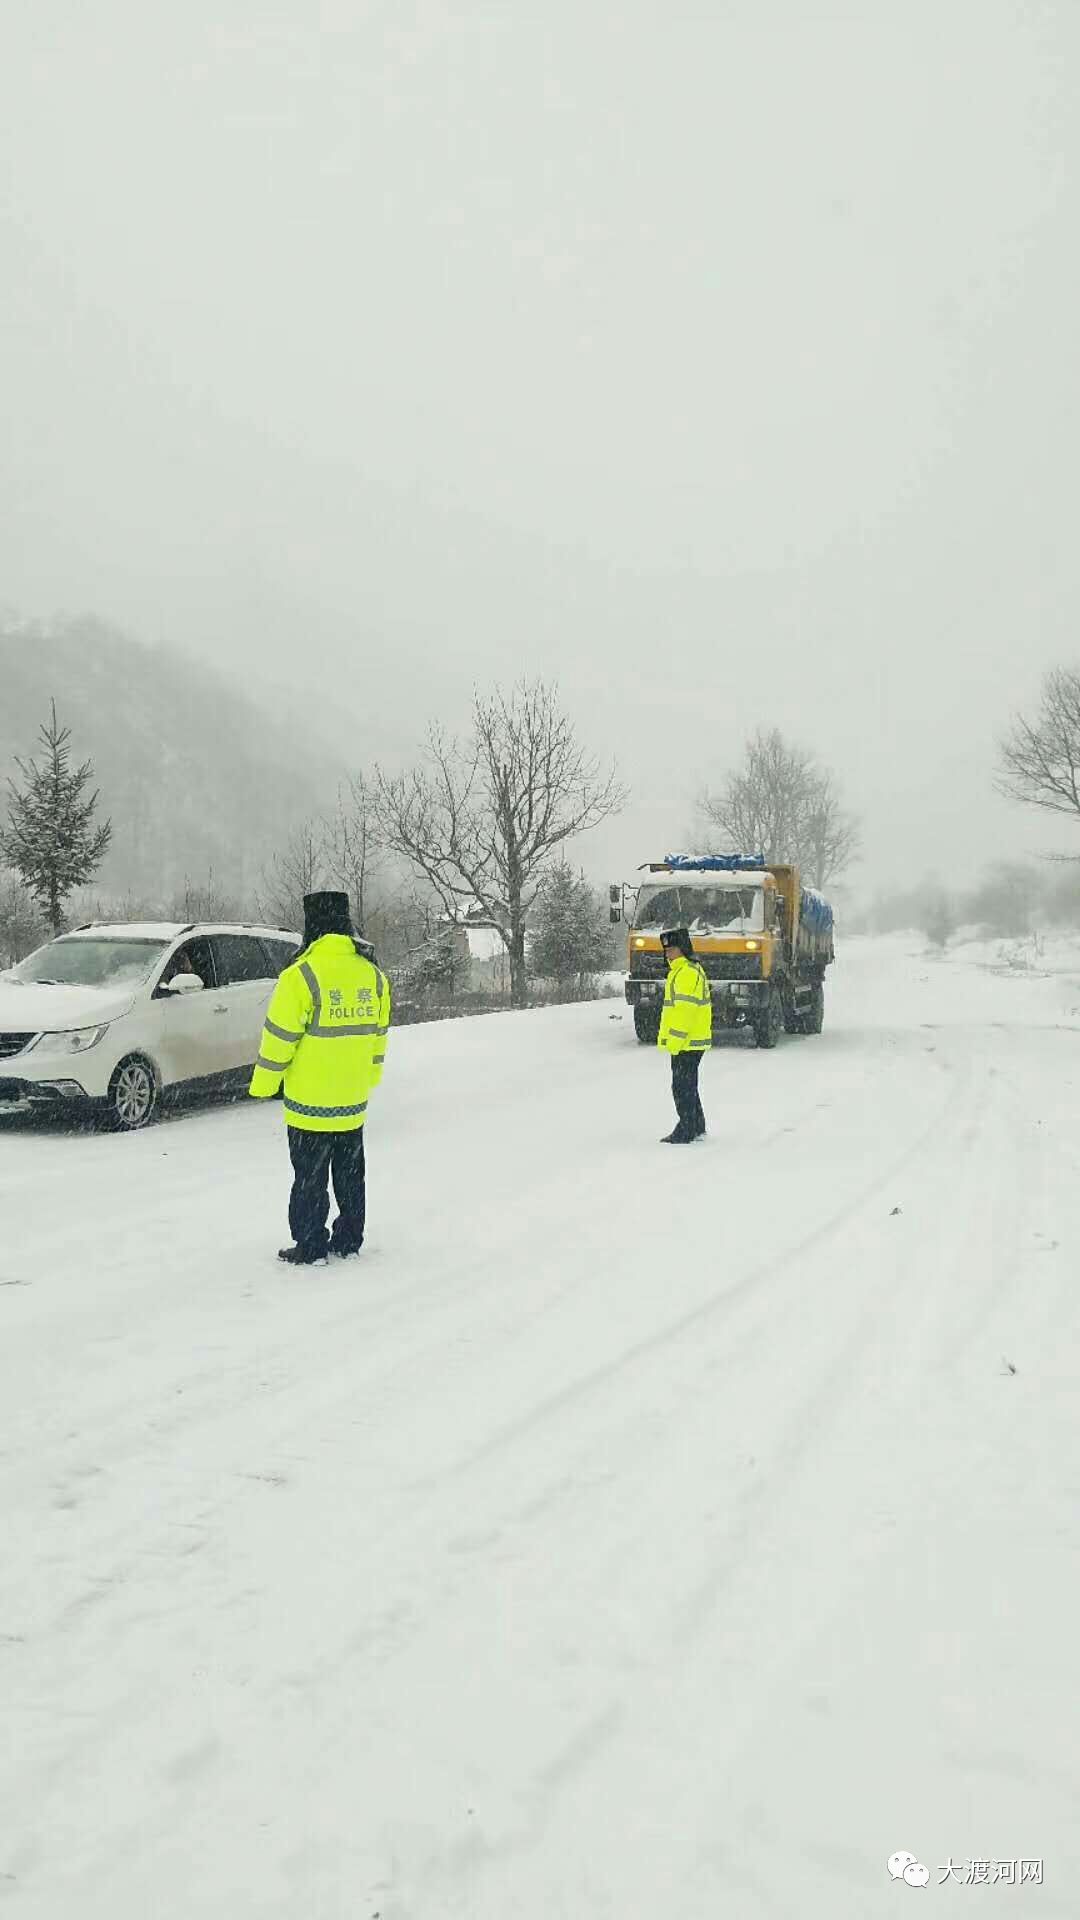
[0,701,113,933]
[530,862,608,992]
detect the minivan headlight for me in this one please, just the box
[26,1024,111,1057]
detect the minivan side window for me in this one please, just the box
[211,935,273,986]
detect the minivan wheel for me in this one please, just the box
[108,1055,159,1131]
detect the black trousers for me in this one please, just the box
[287,1126,366,1256]
[670,1051,706,1140]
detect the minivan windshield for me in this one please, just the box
[13,938,168,988]
[633,884,766,935]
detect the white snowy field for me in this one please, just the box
[2,933,1079,1918]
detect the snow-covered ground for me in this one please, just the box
[3,933,1079,1917]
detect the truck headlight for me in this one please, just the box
[26,1024,111,1057]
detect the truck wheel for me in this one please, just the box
[633,1006,660,1045]
[782,987,801,1035]
[754,985,783,1049]
[802,983,825,1034]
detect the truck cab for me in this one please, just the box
[622,854,834,1049]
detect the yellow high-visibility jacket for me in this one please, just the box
[658,953,712,1054]
[249,933,391,1132]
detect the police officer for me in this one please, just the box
[250,891,391,1265]
[658,926,711,1143]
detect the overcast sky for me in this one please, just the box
[2,0,1079,895]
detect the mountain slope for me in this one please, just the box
[0,612,352,904]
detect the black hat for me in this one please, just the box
[660,925,694,956]
[303,891,352,943]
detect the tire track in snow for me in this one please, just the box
[431,1032,1079,1919]
[426,1041,966,1483]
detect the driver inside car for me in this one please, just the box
[161,948,204,989]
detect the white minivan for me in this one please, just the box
[0,921,300,1129]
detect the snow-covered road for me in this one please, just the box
[3,935,1078,1917]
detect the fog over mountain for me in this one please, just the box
[0,615,349,905]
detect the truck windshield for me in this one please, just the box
[633,885,765,935]
[14,938,168,988]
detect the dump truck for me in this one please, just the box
[619,853,835,1047]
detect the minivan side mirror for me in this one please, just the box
[163,972,204,996]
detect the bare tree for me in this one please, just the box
[0,871,47,966]
[170,867,250,924]
[366,880,446,970]
[256,821,324,933]
[700,727,859,887]
[967,860,1036,937]
[374,680,625,1007]
[998,669,1080,823]
[322,775,382,932]
[800,771,861,890]
[701,729,812,864]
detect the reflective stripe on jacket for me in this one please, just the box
[658,953,712,1054]
[248,933,391,1132]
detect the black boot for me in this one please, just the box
[278,1244,328,1267]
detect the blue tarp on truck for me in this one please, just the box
[661,854,835,936]
[799,889,834,936]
